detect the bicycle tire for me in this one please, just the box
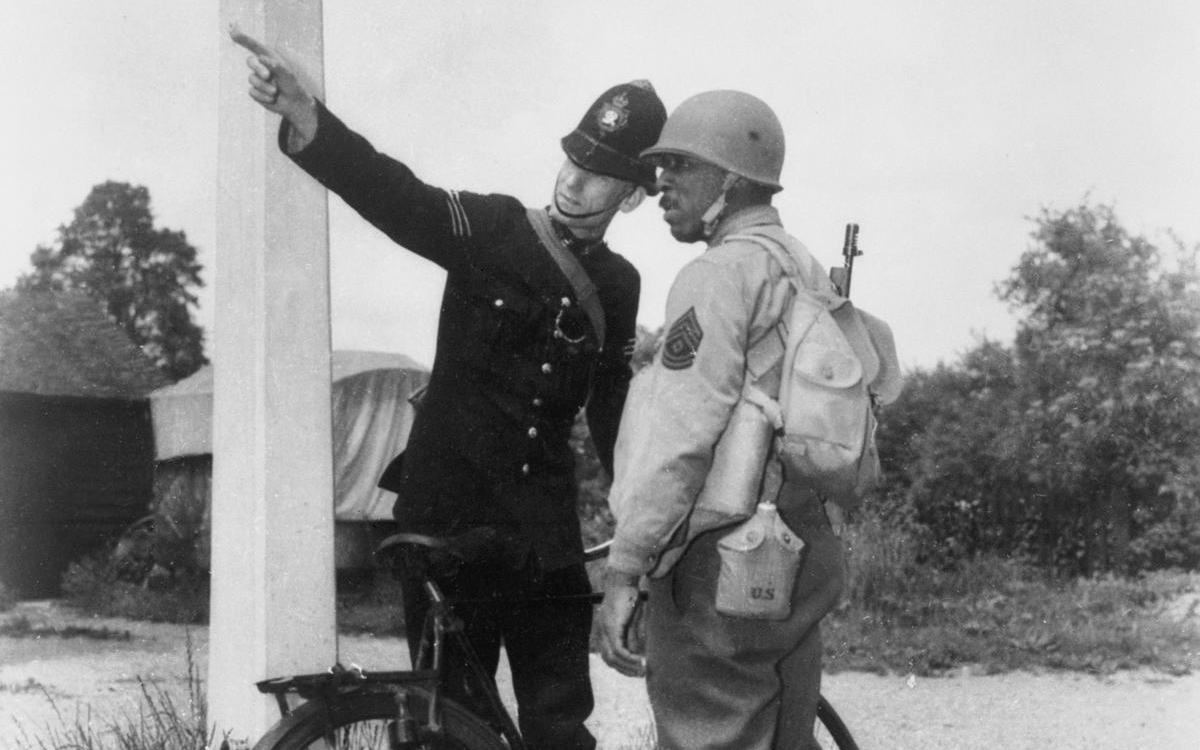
[250,686,508,750]
[814,695,860,750]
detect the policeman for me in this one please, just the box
[232,30,666,750]
[598,91,845,750]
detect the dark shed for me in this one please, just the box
[0,291,170,598]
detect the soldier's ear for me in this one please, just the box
[618,185,647,214]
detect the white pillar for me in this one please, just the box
[210,0,335,742]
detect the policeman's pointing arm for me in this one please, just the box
[229,24,319,150]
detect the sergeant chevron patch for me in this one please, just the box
[662,307,703,370]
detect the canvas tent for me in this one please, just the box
[148,349,429,567]
[0,291,170,598]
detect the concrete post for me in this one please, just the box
[210,0,335,742]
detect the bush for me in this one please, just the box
[1128,493,1200,572]
[60,552,208,624]
[826,518,1200,677]
[841,507,923,613]
[336,569,406,636]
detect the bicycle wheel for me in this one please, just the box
[251,686,508,750]
[814,695,859,750]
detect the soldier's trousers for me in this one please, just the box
[401,559,596,750]
[645,496,844,750]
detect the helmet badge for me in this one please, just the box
[596,92,630,133]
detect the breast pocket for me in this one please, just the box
[466,283,541,358]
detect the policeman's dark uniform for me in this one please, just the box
[280,82,665,750]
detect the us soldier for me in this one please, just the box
[232,29,666,750]
[598,91,846,750]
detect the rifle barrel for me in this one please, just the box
[838,223,860,298]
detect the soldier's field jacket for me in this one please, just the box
[607,205,834,577]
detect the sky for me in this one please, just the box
[3,0,1198,372]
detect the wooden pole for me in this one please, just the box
[210,0,335,741]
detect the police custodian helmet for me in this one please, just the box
[561,80,667,193]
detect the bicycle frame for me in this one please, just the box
[255,572,529,749]
[250,535,859,750]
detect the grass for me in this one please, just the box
[7,558,1197,750]
[0,615,131,641]
[52,528,1200,679]
[0,678,53,696]
[824,552,1200,676]
[7,633,215,750]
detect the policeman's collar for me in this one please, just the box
[546,209,608,257]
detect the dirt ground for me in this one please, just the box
[1,600,1198,750]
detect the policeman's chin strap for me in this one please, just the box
[546,208,608,257]
[553,199,612,221]
[701,173,742,239]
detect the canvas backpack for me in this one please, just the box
[730,231,903,510]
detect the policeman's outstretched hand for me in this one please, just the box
[229,24,318,145]
[598,570,647,678]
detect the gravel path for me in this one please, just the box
[1,601,1197,749]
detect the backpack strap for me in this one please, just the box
[717,233,801,506]
[527,208,606,347]
[723,232,825,401]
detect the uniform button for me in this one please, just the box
[521,463,531,475]
[494,298,505,308]
[532,397,543,407]
[561,297,572,307]
[541,363,553,374]
[528,427,538,438]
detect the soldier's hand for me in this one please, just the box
[598,570,646,678]
[229,24,318,146]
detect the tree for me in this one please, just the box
[18,182,207,380]
[998,202,1200,572]
[878,202,1200,575]
[873,338,1032,566]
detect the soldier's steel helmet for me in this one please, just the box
[561,80,667,193]
[642,90,785,192]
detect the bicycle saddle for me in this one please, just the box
[375,528,510,576]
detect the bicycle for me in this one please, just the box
[248,533,860,749]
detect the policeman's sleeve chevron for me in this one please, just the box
[445,190,472,238]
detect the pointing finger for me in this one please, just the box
[229,23,273,59]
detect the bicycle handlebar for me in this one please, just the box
[376,531,614,566]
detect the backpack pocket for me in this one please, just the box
[779,334,872,499]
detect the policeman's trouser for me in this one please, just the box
[644,495,844,750]
[401,560,597,750]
